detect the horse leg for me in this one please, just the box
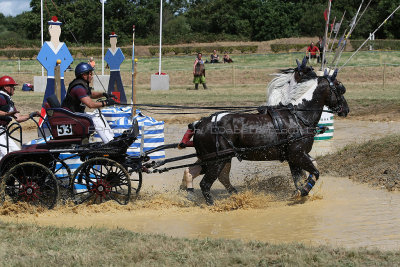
[200,162,226,205]
[288,162,306,192]
[218,160,237,194]
[288,152,320,196]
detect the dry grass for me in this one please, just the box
[318,134,400,191]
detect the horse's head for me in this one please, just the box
[324,69,349,117]
[294,57,317,82]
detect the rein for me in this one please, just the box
[113,103,336,115]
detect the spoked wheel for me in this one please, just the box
[70,157,131,205]
[0,162,59,209]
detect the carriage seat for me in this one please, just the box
[45,95,95,142]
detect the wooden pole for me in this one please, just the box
[54,59,61,103]
[233,65,236,88]
[134,60,137,111]
[232,64,234,87]
[383,63,386,89]
[132,25,136,117]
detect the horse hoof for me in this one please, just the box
[292,190,301,198]
[205,198,214,206]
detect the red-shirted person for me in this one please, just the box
[306,42,320,63]
[0,76,39,159]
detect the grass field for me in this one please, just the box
[0,221,399,266]
[1,51,400,265]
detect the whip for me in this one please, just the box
[339,3,400,70]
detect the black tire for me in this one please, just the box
[70,157,131,205]
[0,162,59,209]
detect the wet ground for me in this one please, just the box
[3,119,400,250]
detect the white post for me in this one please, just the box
[321,0,331,71]
[41,0,44,76]
[102,0,105,75]
[369,33,375,51]
[151,0,169,91]
[158,0,162,75]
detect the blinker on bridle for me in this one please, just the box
[324,68,344,113]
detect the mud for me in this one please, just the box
[2,119,400,250]
[2,176,400,250]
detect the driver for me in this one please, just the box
[61,62,116,143]
[0,76,38,158]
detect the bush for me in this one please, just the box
[148,45,258,56]
[270,44,307,53]
[0,49,38,59]
[350,39,400,51]
[0,38,40,49]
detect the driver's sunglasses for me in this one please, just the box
[7,85,15,89]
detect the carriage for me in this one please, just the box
[0,99,149,209]
[0,58,349,208]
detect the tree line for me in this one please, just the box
[0,0,399,46]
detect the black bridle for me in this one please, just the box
[325,75,346,114]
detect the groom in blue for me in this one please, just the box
[104,32,127,103]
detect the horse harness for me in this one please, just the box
[199,106,319,162]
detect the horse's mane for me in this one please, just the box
[266,70,318,106]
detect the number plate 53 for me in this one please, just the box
[56,124,73,136]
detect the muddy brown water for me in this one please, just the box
[3,119,400,250]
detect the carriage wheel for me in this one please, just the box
[49,159,73,201]
[70,157,131,205]
[0,162,59,209]
[130,171,142,195]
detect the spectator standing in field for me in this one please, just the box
[316,37,324,64]
[192,53,208,90]
[210,49,220,63]
[306,42,320,64]
[88,57,96,69]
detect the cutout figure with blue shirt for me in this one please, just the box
[104,32,127,103]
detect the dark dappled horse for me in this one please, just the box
[193,66,349,205]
